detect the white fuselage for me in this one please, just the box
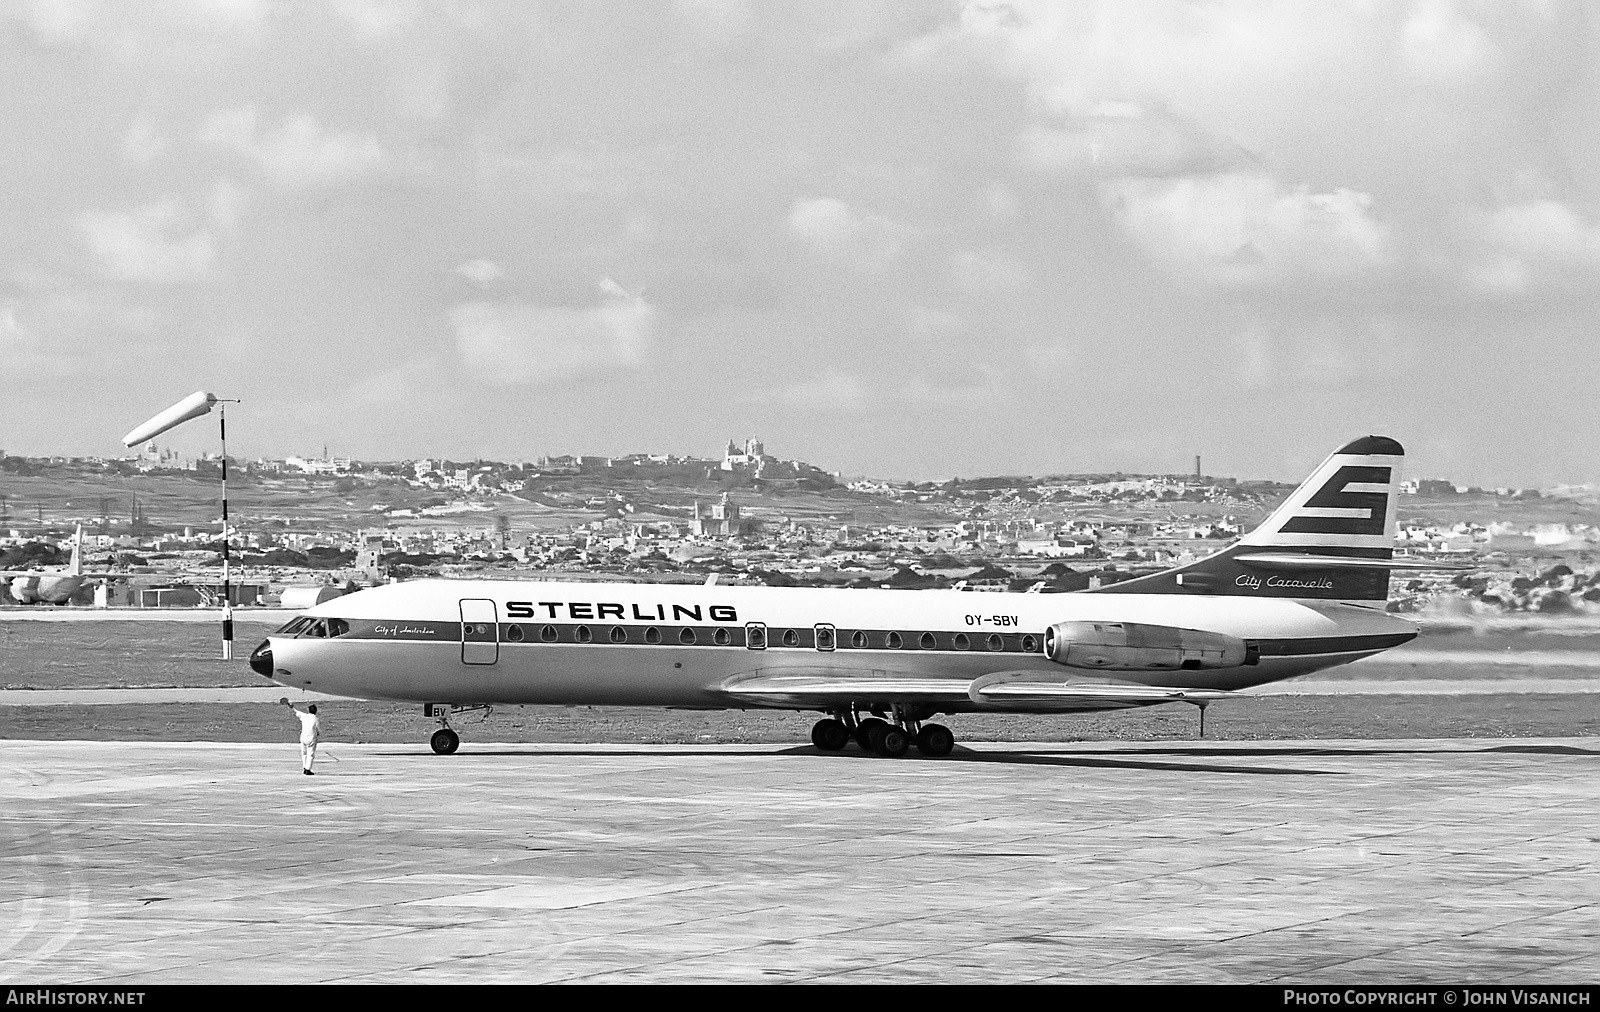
[260,579,1415,713]
[8,574,85,605]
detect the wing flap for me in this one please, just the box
[967,670,1234,710]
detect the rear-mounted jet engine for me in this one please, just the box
[1043,621,1259,672]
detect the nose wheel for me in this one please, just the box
[430,728,460,755]
[425,702,490,754]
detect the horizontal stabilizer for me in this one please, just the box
[1233,552,1473,572]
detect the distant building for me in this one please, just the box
[692,492,753,537]
[721,437,770,472]
[354,531,387,578]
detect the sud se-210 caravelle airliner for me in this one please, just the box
[250,436,1447,758]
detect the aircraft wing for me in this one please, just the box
[719,668,1236,711]
[720,669,972,708]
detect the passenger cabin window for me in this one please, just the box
[713,628,731,646]
[746,623,766,650]
[919,631,937,650]
[540,625,558,642]
[505,624,525,643]
[609,626,627,643]
[953,633,970,650]
[814,625,835,651]
[851,630,868,649]
[1022,634,1038,653]
[986,633,1003,651]
[575,625,592,643]
[782,628,800,647]
[680,628,697,645]
[886,632,903,649]
[645,627,662,644]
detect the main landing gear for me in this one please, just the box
[810,709,956,759]
[425,703,491,754]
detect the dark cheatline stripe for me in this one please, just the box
[1254,632,1415,656]
[290,621,1412,660]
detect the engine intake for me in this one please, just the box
[1044,621,1257,671]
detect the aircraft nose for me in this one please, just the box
[249,640,274,678]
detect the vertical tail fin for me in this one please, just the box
[1093,436,1407,602]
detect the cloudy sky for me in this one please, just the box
[5,0,1600,486]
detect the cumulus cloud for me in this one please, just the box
[79,199,217,285]
[1103,174,1391,290]
[948,249,1035,294]
[200,107,384,186]
[456,259,503,288]
[206,177,245,231]
[0,303,29,342]
[750,369,999,412]
[786,197,902,272]
[1016,102,1252,179]
[923,0,1600,299]
[448,278,655,386]
[758,373,871,411]
[120,107,168,164]
[345,354,444,406]
[329,0,420,38]
[1454,200,1600,295]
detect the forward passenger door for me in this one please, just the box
[459,598,499,665]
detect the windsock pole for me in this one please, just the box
[220,403,233,661]
[118,390,240,661]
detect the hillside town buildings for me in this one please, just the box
[3,444,1597,613]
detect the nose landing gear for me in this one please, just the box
[425,703,490,754]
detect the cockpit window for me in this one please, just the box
[273,615,348,638]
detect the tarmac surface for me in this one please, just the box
[3,737,1597,983]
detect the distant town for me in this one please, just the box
[2,437,1597,616]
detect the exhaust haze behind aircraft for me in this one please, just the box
[251,436,1457,757]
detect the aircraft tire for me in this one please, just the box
[854,718,886,750]
[430,728,460,755]
[876,726,910,758]
[811,718,850,751]
[916,724,955,758]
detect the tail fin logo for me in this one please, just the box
[1278,466,1392,536]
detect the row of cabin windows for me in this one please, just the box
[276,616,1040,654]
[493,622,1038,653]
[503,623,734,646]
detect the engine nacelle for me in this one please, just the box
[9,577,39,604]
[1043,621,1257,672]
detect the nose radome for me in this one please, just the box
[249,640,274,677]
